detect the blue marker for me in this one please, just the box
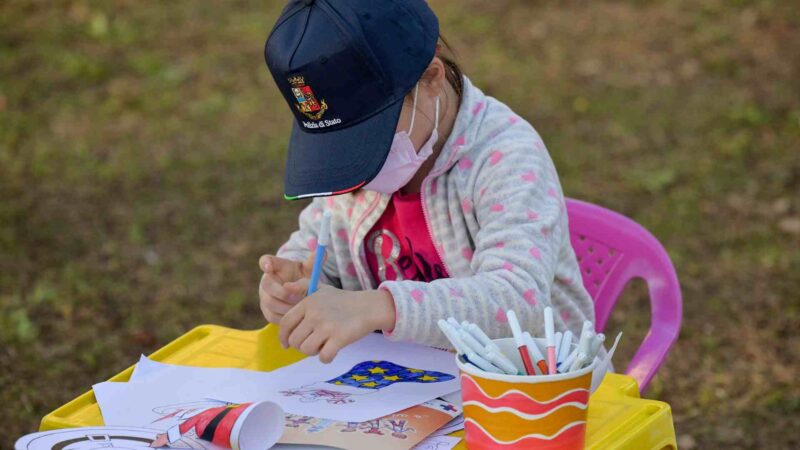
[308,210,332,295]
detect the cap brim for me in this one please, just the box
[283,97,403,199]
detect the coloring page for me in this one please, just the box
[411,435,462,450]
[279,398,460,450]
[13,426,222,450]
[122,333,459,422]
[211,333,459,422]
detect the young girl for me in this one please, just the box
[259,0,594,363]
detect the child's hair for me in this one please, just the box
[438,35,464,103]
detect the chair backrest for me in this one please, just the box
[566,198,682,392]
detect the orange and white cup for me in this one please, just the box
[457,338,595,450]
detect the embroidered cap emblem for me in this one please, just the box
[289,75,328,120]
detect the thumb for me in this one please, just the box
[284,278,310,303]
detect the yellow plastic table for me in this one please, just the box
[41,325,677,449]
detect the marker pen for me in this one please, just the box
[466,351,504,374]
[544,307,557,374]
[523,331,548,375]
[485,348,520,375]
[559,347,580,373]
[557,330,573,369]
[506,310,536,375]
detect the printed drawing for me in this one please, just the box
[150,400,229,424]
[149,403,251,448]
[14,427,207,450]
[282,414,420,441]
[386,419,415,439]
[279,360,455,405]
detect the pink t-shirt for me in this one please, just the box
[365,192,449,284]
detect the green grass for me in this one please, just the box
[2,0,799,448]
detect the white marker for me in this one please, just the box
[559,346,580,373]
[466,323,496,349]
[569,352,589,372]
[577,321,595,359]
[466,351,504,374]
[437,320,468,355]
[557,330,574,368]
[485,349,520,375]
[589,333,606,360]
[459,329,487,356]
[447,317,462,330]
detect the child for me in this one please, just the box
[258,0,594,363]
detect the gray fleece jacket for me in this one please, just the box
[276,76,594,349]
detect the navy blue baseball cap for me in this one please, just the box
[265,0,439,199]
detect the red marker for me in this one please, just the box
[506,310,535,375]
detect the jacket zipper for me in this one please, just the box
[420,144,462,278]
[349,194,383,289]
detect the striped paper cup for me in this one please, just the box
[457,338,595,450]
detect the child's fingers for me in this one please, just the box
[279,304,305,348]
[287,320,314,350]
[299,331,326,356]
[259,254,272,272]
[284,278,310,302]
[319,338,342,364]
[260,273,293,303]
[260,254,304,283]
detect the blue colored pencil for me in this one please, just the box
[308,210,332,295]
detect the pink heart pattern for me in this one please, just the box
[461,198,473,214]
[472,101,485,115]
[307,238,318,251]
[495,308,508,323]
[490,203,504,212]
[529,246,542,261]
[522,170,537,183]
[489,150,503,166]
[411,289,425,304]
[523,289,537,305]
[458,157,473,170]
[462,247,474,262]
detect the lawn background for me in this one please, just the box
[1,1,798,449]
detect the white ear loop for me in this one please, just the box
[408,83,440,135]
[408,83,420,134]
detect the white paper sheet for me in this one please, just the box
[114,333,459,423]
[411,435,462,450]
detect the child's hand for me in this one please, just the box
[258,254,317,323]
[278,280,396,363]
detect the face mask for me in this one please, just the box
[363,84,439,195]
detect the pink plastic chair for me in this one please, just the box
[566,198,682,393]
